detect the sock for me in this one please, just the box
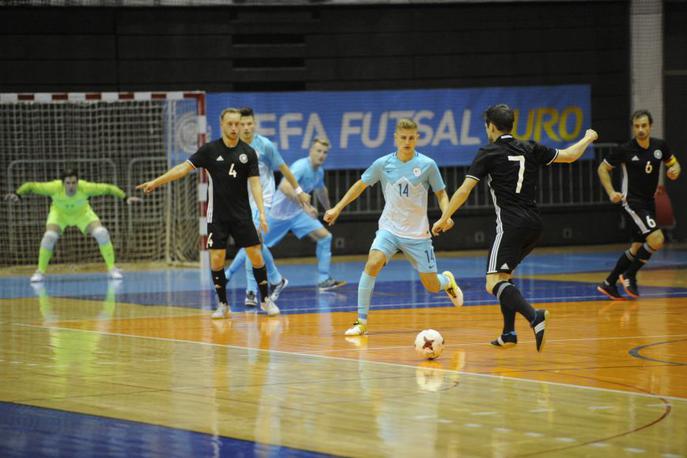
[226,249,246,277]
[437,272,449,290]
[244,254,257,296]
[38,247,53,273]
[492,281,536,323]
[624,243,654,278]
[316,234,333,283]
[262,245,282,285]
[606,249,635,284]
[357,271,376,323]
[252,266,269,303]
[211,269,228,305]
[98,241,116,270]
[500,302,516,334]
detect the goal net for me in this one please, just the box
[0,92,206,268]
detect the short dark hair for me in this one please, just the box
[239,107,254,118]
[60,168,78,181]
[631,109,653,125]
[484,104,514,132]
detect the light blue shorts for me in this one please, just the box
[263,212,323,248]
[370,229,437,273]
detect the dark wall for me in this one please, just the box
[1,2,629,140]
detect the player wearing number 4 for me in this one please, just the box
[324,118,464,337]
[597,110,681,300]
[433,104,598,352]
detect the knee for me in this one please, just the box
[41,230,60,250]
[91,226,111,245]
[316,231,332,245]
[647,231,664,251]
[365,257,385,275]
[485,277,500,296]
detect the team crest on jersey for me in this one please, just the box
[239,153,248,164]
[412,167,422,177]
[654,150,662,160]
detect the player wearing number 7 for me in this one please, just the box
[433,104,598,352]
[596,109,681,300]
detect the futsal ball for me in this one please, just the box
[414,329,444,360]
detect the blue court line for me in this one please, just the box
[0,402,337,458]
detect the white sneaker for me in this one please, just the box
[30,271,44,283]
[269,277,289,301]
[260,298,280,316]
[211,303,229,319]
[345,320,367,336]
[109,268,123,280]
[443,271,464,307]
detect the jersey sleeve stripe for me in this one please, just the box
[465,175,480,182]
[546,149,560,166]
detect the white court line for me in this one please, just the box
[13,322,687,403]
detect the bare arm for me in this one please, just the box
[137,162,193,193]
[323,179,368,226]
[597,161,623,203]
[278,163,310,205]
[314,187,331,211]
[431,178,478,235]
[554,129,598,163]
[248,176,268,234]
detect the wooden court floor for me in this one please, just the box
[1,246,686,457]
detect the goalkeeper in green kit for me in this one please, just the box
[4,169,141,282]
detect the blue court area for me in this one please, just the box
[1,247,686,312]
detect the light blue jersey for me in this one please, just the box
[248,134,285,209]
[270,157,325,220]
[361,152,445,239]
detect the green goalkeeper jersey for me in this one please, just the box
[16,180,126,218]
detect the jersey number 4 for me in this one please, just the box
[228,163,237,178]
[508,156,525,193]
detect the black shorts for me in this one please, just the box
[487,225,542,274]
[622,200,659,242]
[207,218,260,250]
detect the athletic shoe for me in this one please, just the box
[260,298,280,316]
[211,303,229,319]
[108,268,123,280]
[442,271,464,307]
[269,277,289,302]
[596,281,625,300]
[490,333,518,348]
[318,277,347,291]
[531,309,549,352]
[30,271,44,283]
[345,319,367,336]
[244,291,258,307]
[619,274,640,299]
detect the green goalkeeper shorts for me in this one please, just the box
[46,208,100,234]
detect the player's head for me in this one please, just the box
[309,138,330,167]
[239,107,256,143]
[219,108,241,142]
[61,168,79,195]
[394,118,419,155]
[631,109,653,142]
[484,104,514,142]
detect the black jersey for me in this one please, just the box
[605,138,674,203]
[187,138,259,222]
[466,135,558,228]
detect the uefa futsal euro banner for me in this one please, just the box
[207,85,591,169]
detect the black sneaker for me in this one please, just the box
[244,291,257,307]
[619,274,639,299]
[269,277,289,301]
[596,281,625,301]
[490,333,517,348]
[531,309,549,352]
[318,277,347,291]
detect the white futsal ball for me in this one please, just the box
[414,329,445,360]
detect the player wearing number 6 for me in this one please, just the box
[324,118,464,337]
[432,104,598,352]
[597,110,681,300]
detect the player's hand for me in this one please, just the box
[586,129,599,142]
[3,192,20,203]
[259,213,269,234]
[304,203,318,219]
[126,196,143,205]
[608,191,624,203]
[432,216,453,235]
[323,207,341,226]
[136,180,159,193]
[297,192,311,205]
[667,162,681,181]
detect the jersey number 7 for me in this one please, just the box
[508,156,525,194]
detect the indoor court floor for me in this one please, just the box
[1,244,686,457]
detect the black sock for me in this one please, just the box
[211,269,228,305]
[252,265,269,303]
[624,243,653,278]
[493,281,536,323]
[500,302,516,334]
[606,250,635,284]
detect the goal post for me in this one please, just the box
[0,91,207,268]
